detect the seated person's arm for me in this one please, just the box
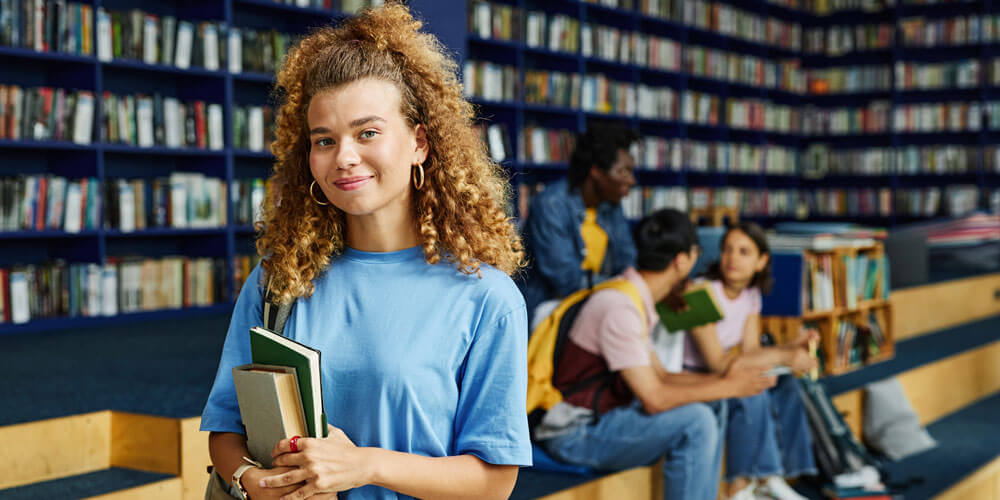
[526,203,587,296]
[732,314,818,373]
[688,322,736,374]
[621,353,776,414]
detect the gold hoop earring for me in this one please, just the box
[309,180,329,206]
[412,163,425,190]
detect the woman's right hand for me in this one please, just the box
[241,466,302,500]
[242,467,338,500]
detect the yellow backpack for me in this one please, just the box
[525,279,647,416]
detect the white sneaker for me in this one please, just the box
[755,477,807,500]
[727,482,758,500]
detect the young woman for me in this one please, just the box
[684,222,818,500]
[200,5,531,499]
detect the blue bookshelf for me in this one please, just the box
[0,0,358,335]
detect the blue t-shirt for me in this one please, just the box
[201,246,532,498]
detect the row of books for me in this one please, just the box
[0,0,93,56]
[261,0,384,11]
[472,123,511,163]
[232,179,267,227]
[895,59,980,90]
[104,173,228,231]
[0,257,226,324]
[470,0,801,52]
[802,0,891,15]
[679,0,802,51]
[602,185,984,219]
[0,85,95,144]
[232,105,275,153]
[0,176,101,233]
[1,172,230,233]
[898,14,1000,47]
[805,145,980,176]
[582,23,682,73]
[801,101,891,135]
[807,65,891,94]
[100,92,224,150]
[233,253,263,296]
[830,314,889,371]
[726,98,798,133]
[517,126,576,165]
[894,102,981,133]
[231,28,297,75]
[803,23,894,56]
[684,46,806,94]
[95,8,225,71]
[800,251,889,312]
[462,61,518,103]
[635,138,799,175]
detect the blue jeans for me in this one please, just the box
[725,375,818,481]
[541,400,727,500]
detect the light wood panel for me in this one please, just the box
[0,411,111,489]
[892,273,1000,340]
[85,477,183,500]
[898,340,1000,426]
[538,464,661,500]
[180,416,213,500]
[832,391,864,441]
[110,412,180,475]
[935,456,1000,500]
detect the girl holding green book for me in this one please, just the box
[201,4,531,499]
[683,222,818,500]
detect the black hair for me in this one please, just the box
[567,122,639,189]
[633,208,699,272]
[704,221,774,294]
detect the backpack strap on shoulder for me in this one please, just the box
[262,275,292,336]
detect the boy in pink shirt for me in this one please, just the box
[534,209,777,500]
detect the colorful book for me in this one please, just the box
[655,283,724,332]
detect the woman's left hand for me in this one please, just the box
[262,424,375,500]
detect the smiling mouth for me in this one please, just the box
[333,176,373,191]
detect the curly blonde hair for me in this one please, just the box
[257,3,524,304]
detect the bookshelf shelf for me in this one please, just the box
[104,228,228,238]
[0,0,350,333]
[100,145,226,157]
[233,71,276,84]
[0,140,96,151]
[0,46,97,64]
[0,303,235,336]
[102,60,228,79]
[0,231,100,240]
[232,0,345,18]
[233,149,274,159]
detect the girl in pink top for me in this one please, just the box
[685,223,819,500]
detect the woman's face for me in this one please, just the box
[719,229,768,286]
[307,78,427,219]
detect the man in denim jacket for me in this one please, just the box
[520,123,640,324]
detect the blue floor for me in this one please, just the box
[0,468,173,499]
[0,313,232,426]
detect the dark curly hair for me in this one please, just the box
[567,122,639,189]
[633,208,699,272]
[704,222,773,294]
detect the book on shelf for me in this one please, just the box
[804,22,893,56]
[234,253,263,295]
[341,0,384,13]
[102,173,226,231]
[0,0,93,56]
[233,105,275,152]
[523,69,580,109]
[100,91,222,150]
[468,1,521,42]
[0,175,100,233]
[232,178,268,227]
[894,102,981,133]
[96,7,227,71]
[802,101,891,136]
[238,28,297,75]
[0,256,226,324]
[518,126,575,165]
[471,123,510,163]
[655,283,724,333]
[249,326,327,439]
[582,74,636,116]
[808,65,891,94]
[0,85,94,144]
[462,61,518,103]
[232,363,309,468]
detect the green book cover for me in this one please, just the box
[655,284,724,332]
[249,326,327,438]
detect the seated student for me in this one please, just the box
[683,222,819,500]
[534,208,778,500]
[520,123,639,323]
